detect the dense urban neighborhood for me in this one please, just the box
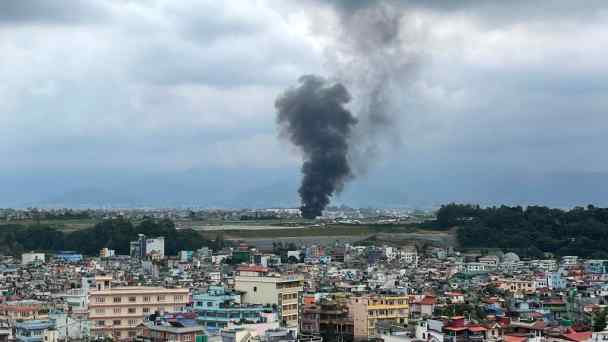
[0,206,608,342]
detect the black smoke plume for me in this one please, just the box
[275,75,357,219]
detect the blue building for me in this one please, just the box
[54,251,83,263]
[585,260,608,274]
[548,271,566,289]
[192,286,269,330]
[15,320,57,342]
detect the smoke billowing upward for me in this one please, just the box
[276,1,417,216]
[326,0,418,168]
[275,75,357,219]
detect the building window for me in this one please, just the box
[128,296,136,302]
[128,319,137,326]
[174,295,183,301]
[157,296,165,301]
[96,297,105,303]
[185,335,192,341]
[128,331,137,337]
[113,297,122,303]
[128,308,136,314]
[253,287,257,292]
[113,320,121,326]
[143,308,150,313]
[143,296,150,302]
[95,308,105,314]
[114,308,121,314]
[96,320,105,326]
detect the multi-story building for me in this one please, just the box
[497,278,536,295]
[192,286,268,329]
[21,253,45,265]
[347,294,409,341]
[139,313,207,342]
[15,320,57,342]
[301,297,354,342]
[88,276,188,340]
[0,300,50,324]
[233,266,303,328]
[130,234,165,259]
[584,260,608,274]
[402,246,419,266]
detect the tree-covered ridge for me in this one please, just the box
[0,218,220,256]
[439,203,608,258]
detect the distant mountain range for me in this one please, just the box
[3,167,608,209]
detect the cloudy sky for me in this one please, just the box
[2,0,608,208]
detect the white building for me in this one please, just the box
[401,246,418,266]
[146,237,165,258]
[21,252,45,265]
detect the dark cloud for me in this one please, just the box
[1,0,608,208]
[0,0,108,25]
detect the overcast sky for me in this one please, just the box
[2,0,608,207]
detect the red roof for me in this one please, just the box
[237,265,268,273]
[445,327,467,332]
[505,335,528,342]
[468,326,488,332]
[562,330,592,342]
[414,296,437,305]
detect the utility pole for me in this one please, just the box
[65,313,69,342]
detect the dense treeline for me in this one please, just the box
[438,203,608,258]
[0,218,221,256]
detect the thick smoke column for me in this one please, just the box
[276,75,357,219]
[276,1,417,216]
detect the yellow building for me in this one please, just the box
[233,266,303,328]
[88,276,188,340]
[496,278,536,294]
[347,295,409,341]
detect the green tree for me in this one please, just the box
[593,308,607,332]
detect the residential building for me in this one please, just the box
[15,320,57,342]
[88,276,188,340]
[100,248,116,258]
[347,294,409,341]
[130,234,165,259]
[0,300,49,324]
[21,253,45,265]
[233,266,303,328]
[138,313,207,342]
[497,278,536,294]
[301,298,354,342]
[192,286,268,329]
[54,251,83,263]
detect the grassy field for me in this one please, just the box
[2,218,451,245]
[199,224,428,239]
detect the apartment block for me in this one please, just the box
[88,276,188,340]
[233,266,303,328]
[347,295,409,341]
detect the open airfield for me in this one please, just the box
[191,222,456,249]
[5,218,456,250]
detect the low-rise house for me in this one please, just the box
[14,320,57,342]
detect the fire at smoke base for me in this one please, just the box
[275,75,357,219]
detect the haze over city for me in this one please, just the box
[3,0,608,208]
